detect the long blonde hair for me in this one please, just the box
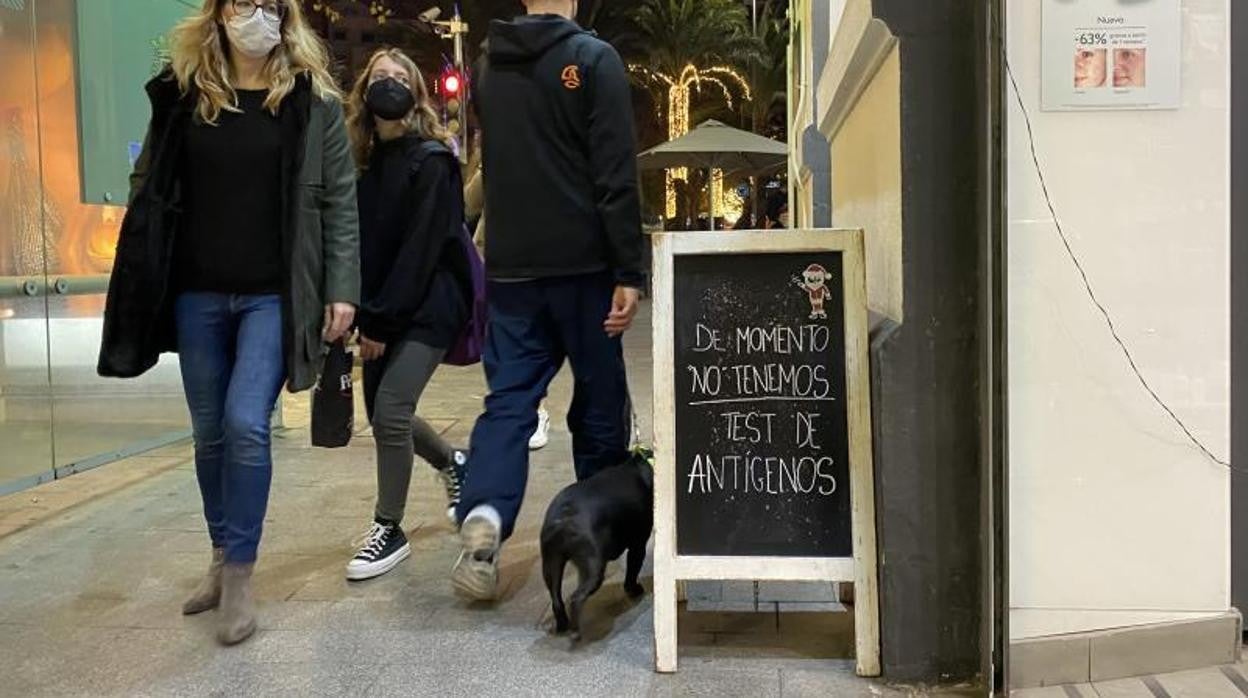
[169,0,341,124]
[345,48,452,170]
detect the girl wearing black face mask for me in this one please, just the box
[342,48,473,581]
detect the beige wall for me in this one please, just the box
[1007,0,1230,640]
[830,46,903,323]
[789,0,814,222]
[797,172,815,229]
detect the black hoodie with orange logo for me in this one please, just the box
[476,14,645,288]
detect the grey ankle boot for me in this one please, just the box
[217,562,257,645]
[182,547,224,615]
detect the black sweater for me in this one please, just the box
[476,15,645,287]
[356,135,469,348]
[178,89,284,293]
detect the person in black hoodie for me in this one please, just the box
[342,48,473,582]
[452,0,645,601]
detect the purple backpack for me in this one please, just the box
[443,223,486,366]
[411,141,484,369]
[412,140,486,366]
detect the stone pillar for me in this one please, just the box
[815,0,996,684]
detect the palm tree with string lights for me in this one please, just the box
[748,11,790,139]
[608,0,760,220]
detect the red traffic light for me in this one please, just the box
[442,73,461,95]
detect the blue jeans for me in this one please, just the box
[456,273,631,540]
[176,293,286,564]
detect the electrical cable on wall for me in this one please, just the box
[1005,60,1232,470]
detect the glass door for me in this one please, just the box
[0,0,194,495]
[0,0,55,493]
[33,0,191,476]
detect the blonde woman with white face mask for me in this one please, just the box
[98,0,360,645]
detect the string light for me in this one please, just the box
[631,63,752,219]
[310,1,394,25]
[310,2,342,23]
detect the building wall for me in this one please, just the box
[790,0,833,229]
[790,0,816,225]
[830,47,903,323]
[1006,0,1231,640]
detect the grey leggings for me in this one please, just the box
[362,340,452,524]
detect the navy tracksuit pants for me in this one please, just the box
[456,272,632,540]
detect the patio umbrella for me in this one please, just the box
[637,120,788,230]
[638,119,788,172]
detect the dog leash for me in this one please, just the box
[628,399,654,465]
[630,403,642,450]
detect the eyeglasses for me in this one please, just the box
[231,0,286,22]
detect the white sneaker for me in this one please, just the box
[529,408,551,450]
[451,507,501,601]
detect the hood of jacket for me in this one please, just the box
[487,14,584,64]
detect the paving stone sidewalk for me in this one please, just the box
[0,303,904,697]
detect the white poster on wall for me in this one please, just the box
[1042,0,1181,111]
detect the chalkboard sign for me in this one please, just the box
[674,252,851,557]
[651,230,879,677]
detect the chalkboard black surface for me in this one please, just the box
[673,252,851,557]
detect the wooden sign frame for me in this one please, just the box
[651,229,880,676]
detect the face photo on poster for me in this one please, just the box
[1113,46,1147,87]
[1042,0,1180,111]
[1074,47,1108,87]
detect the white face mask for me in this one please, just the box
[225,9,282,59]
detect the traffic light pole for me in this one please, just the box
[433,10,470,162]
[434,14,468,70]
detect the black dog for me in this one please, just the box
[540,449,654,641]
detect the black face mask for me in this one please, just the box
[365,78,415,121]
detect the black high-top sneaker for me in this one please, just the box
[346,519,410,581]
[440,450,468,525]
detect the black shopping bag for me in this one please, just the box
[311,340,354,448]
